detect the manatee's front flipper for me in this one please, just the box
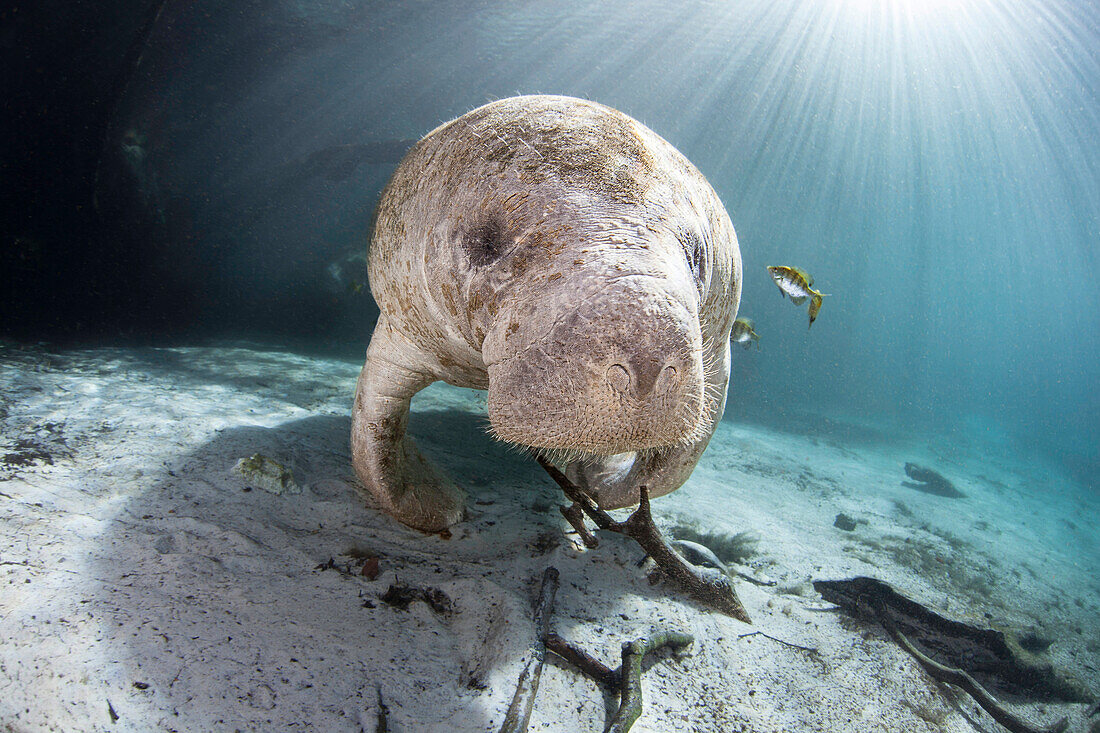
[351,317,466,532]
[564,436,714,510]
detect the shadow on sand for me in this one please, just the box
[88,406,673,730]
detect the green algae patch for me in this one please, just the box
[233,454,300,495]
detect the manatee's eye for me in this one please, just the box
[462,219,507,267]
[681,230,707,284]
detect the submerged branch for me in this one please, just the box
[545,633,620,689]
[536,456,750,623]
[737,630,819,657]
[499,567,560,733]
[559,501,599,548]
[544,629,694,733]
[607,631,694,733]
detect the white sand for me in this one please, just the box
[1,342,1096,732]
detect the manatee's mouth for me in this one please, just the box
[484,344,709,455]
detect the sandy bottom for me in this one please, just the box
[1,342,1096,732]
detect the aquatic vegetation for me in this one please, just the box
[843,530,1008,612]
[232,453,300,494]
[833,513,858,531]
[669,521,759,566]
[891,500,914,518]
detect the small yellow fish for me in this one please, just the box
[730,317,759,349]
[767,265,829,327]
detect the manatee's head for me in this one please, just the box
[403,96,740,457]
[446,205,733,457]
[483,265,708,456]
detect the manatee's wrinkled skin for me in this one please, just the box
[352,95,741,532]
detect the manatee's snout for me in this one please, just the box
[602,343,687,401]
[485,283,706,454]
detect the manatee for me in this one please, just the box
[351,95,741,532]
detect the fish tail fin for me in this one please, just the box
[808,293,823,327]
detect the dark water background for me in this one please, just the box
[4,0,1098,489]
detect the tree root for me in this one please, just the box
[608,631,694,733]
[499,567,560,733]
[374,683,388,733]
[737,630,820,658]
[560,501,599,548]
[545,633,620,689]
[537,456,750,623]
[545,629,693,733]
[876,605,1069,733]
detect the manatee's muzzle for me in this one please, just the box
[485,288,706,454]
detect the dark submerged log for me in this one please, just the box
[815,576,1085,733]
[903,462,965,498]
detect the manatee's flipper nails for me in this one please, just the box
[351,317,466,532]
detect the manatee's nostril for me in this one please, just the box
[606,363,630,393]
[657,365,679,393]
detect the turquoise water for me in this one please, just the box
[84,0,1092,502]
[113,0,1099,492]
[4,4,1099,725]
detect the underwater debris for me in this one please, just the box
[669,523,759,566]
[360,557,381,580]
[610,630,695,733]
[903,462,964,498]
[883,614,1069,733]
[537,456,750,622]
[544,628,693,733]
[833,513,858,531]
[813,577,1089,705]
[559,501,598,548]
[378,583,453,615]
[374,683,389,733]
[500,567,693,733]
[232,453,300,495]
[500,568,559,733]
[737,630,820,658]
